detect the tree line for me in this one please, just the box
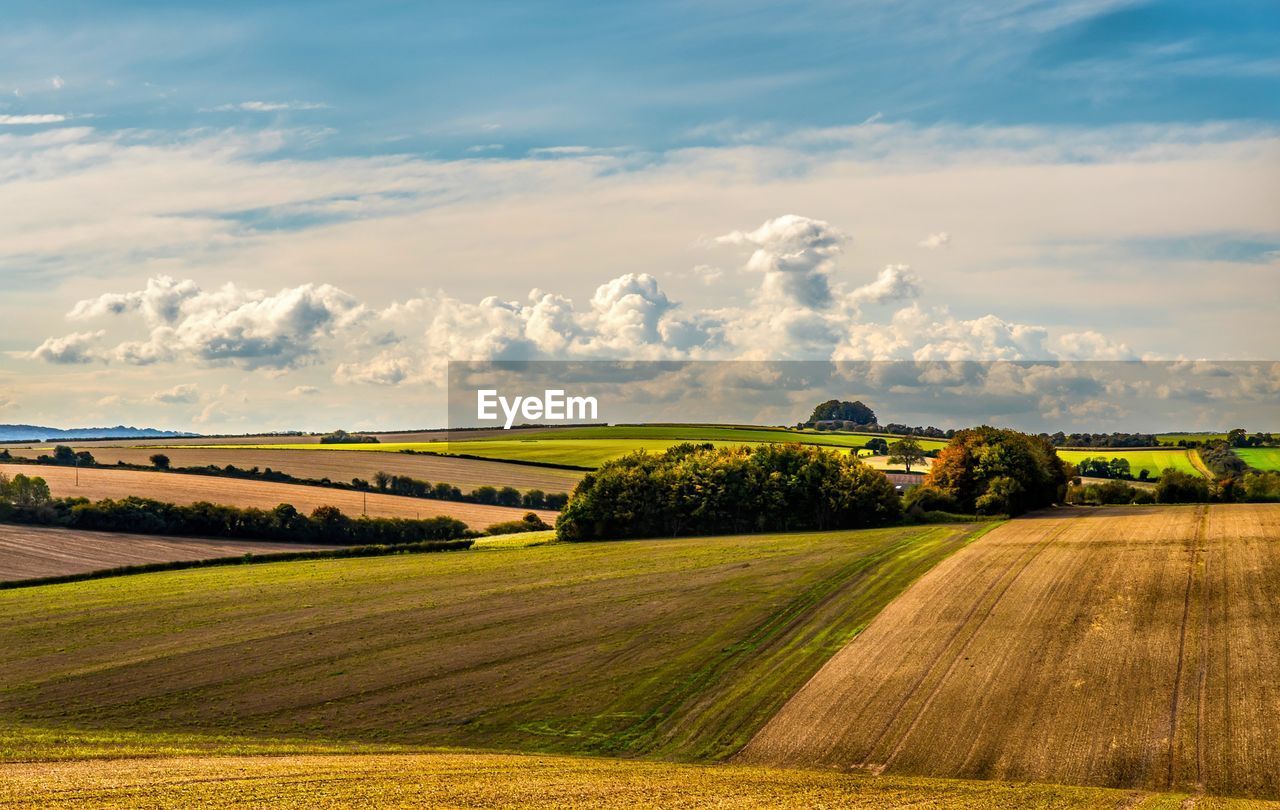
[556,443,902,541]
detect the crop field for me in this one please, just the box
[4,750,1251,809]
[197,425,948,469]
[0,524,336,582]
[0,522,985,762]
[0,463,557,528]
[741,504,1280,799]
[2,445,583,493]
[1057,448,1205,479]
[1157,433,1228,446]
[1238,448,1280,471]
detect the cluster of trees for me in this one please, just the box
[319,430,380,445]
[1198,442,1249,479]
[1066,479,1157,505]
[35,445,96,466]
[0,472,52,509]
[806,399,877,426]
[1,482,470,545]
[483,512,552,535]
[1226,429,1278,448]
[910,427,1071,516]
[370,473,568,510]
[556,443,901,541]
[1073,456,1146,481]
[1042,432,1157,448]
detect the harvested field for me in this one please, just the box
[741,504,1280,799]
[0,464,557,528]
[2,445,582,493]
[0,750,1233,809]
[0,524,983,760]
[0,524,333,582]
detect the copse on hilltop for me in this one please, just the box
[556,442,901,541]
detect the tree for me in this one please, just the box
[807,399,877,426]
[887,438,926,473]
[924,426,1070,516]
[149,453,171,470]
[1156,469,1210,503]
[864,438,889,455]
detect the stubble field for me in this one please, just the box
[741,504,1280,799]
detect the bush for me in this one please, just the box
[903,485,958,514]
[484,512,552,535]
[149,453,171,470]
[556,443,901,542]
[319,430,380,445]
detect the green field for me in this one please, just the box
[0,523,987,762]
[181,424,948,469]
[1239,447,1280,471]
[1057,448,1204,479]
[1156,432,1228,446]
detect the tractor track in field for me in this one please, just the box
[857,521,1070,772]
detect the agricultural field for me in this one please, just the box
[3,749,1248,809]
[741,504,1280,800]
[0,522,985,762]
[1238,448,1280,471]
[1057,448,1205,480]
[0,524,334,582]
[0,463,557,528]
[1,444,583,493]
[195,424,948,469]
[1157,433,1228,446]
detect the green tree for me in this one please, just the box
[808,399,877,425]
[149,453,171,470]
[887,438,926,473]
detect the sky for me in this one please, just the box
[1,0,1277,432]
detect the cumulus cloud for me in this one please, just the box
[53,277,365,370]
[289,385,320,396]
[717,215,845,308]
[28,330,103,364]
[919,232,950,249]
[28,215,1149,387]
[151,383,199,404]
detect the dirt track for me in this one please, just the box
[0,524,335,582]
[0,464,558,529]
[740,504,1280,799]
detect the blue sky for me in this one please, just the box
[1,0,1277,431]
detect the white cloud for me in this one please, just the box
[213,101,328,112]
[151,383,199,404]
[27,330,104,364]
[847,264,921,306]
[50,76,65,90]
[919,231,950,249]
[717,215,845,308]
[289,385,320,396]
[0,114,67,125]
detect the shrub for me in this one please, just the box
[556,443,901,542]
[149,453,171,470]
[319,430,380,444]
[903,485,958,514]
[484,512,552,535]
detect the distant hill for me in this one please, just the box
[0,424,199,443]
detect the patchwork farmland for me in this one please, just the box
[741,504,1280,798]
[1239,447,1280,471]
[0,463,557,528]
[1056,447,1205,479]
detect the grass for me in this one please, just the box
[4,749,1246,809]
[1238,447,1280,472]
[1157,433,1228,446]
[743,505,1280,799]
[1056,448,1205,479]
[0,522,985,763]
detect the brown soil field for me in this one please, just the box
[740,504,1280,800]
[2,445,582,493]
[0,464,558,529]
[0,524,333,582]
